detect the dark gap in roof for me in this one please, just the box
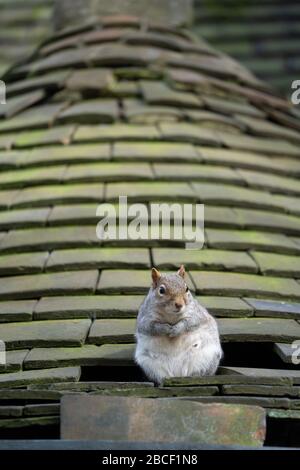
[265,416,300,448]
[220,342,299,370]
[0,423,59,440]
[80,364,148,382]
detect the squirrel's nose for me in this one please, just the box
[175,302,184,310]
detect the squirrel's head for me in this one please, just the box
[151,265,190,320]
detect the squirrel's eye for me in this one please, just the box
[185,286,189,292]
[159,286,166,295]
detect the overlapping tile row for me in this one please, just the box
[0,15,300,437]
[193,0,300,94]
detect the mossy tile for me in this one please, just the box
[113,142,200,162]
[0,207,50,230]
[197,296,253,317]
[0,165,66,189]
[74,124,160,143]
[106,182,196,202]
[0,366,81,388]
[0,319,91,349]
[0,151,23,170]
[66,68,114,93]
[221,384,299,397]
[0,300,36,322]
[88,319,136,344]
[236,115,300,144]
[12,183,104,208]
[57,99,119,124]
[34,295,143,320]
[0,406,23,418]
[24,404,60,416]
[64,162,153,183]
[46,248,150,271]
[0,190,20,209]
[153,164,243,184]
[48,204,99,225]
[0,134,15,151]
[0,251,48,275]
[0,270,98,300]
[251,251,300,277]
[206,229,300,255]
[0,226,100,253]
[19,144,111,167]
[159,123,220,146]
[237,169,300,196]
[234,208,300,235]
[0,103,66,133]
[245,298,300,319]
[274,194,300,216]
[190,271,300,300]
[0,89,45,119]
[152,248,257,273]
[0,350,29,373]
[140,81,203,108]
[218,318,300,342]
[14,126,75,148]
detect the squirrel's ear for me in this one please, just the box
[177,265,185,278]
[151,267,161,286]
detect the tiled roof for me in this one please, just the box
[0,0,53,77]
[0,15,300,444]
[193,0,300,95]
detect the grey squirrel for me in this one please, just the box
[135,265,222,384]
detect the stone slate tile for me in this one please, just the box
[152,248,257,273]
[274,194,300,216]
[153,164,243,184]
[18,144,110,167]
[25,345,120,369]
[206,229,300,255]
[190,271,300,300]
[14,125,75,148]
[236,115,300,144]
[34,295,143,320]
[60,395,266,446]
[66,68,114,93]
[123,102,182,124]
[0,90,45,119]
[199,206,240,229]
[217,131,300,157]
[0,151,22,170]
[57,99,119,124]
[274,344,295,364]
[0,270,98,301]
[27,48,90,73]
[0,226,100,253]
[0,416,60,429]
[245,298,300,319]
[183,110,243,132]
[0,350,29,374]
[0,406,23,418]
[234,208,300,236]
[30,381,154,392]
[7,70,70,97]
[203,96,265,118]
[0,103,67,134]
[192,182,283,212]
[218,318,300,342]
[273,158,300,177]
[0,300,36,323]
[251,252,300,277]
[198,296,253,317]
[164,375,292,387]
[0,319,91,350]
[0,165,66,189]
[221,384,300,398]
[218,367,300,383]
[0,251,48,276]
[159,123,220,146]
[106,182,196,202]
[64,162,153,183]
[46,248,150,271]
[74,124,160,143]
[23,404,60,416]
[197,146,291,175]
[0,207,50,230]
[0,135,15,151]
[113,142,200,162]
[12,183,104,208]
[97,269,195,294]
[48,204,99,226]
[140,81,203,108]
[0,366,81,388]
[0,190,20,209]
[237,169,300,196]
[88,319,135,344]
